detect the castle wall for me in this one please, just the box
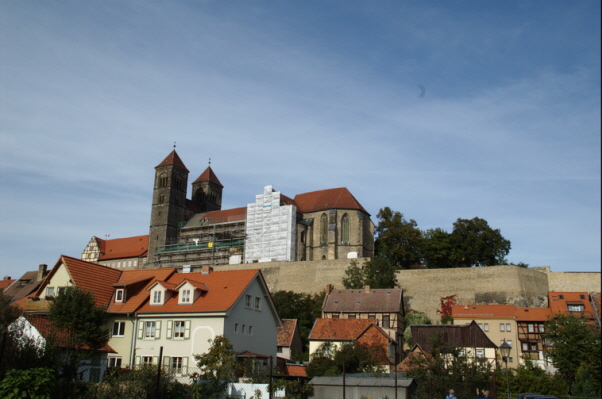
[531,266,601,293]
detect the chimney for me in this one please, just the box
[201,266,213,275]
[364,285,371,294]
[3,276,11,280]
[326,284,333,294]
[37,264,47,281]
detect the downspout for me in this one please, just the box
[129,313,137,367]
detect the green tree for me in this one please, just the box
[375,207,423,269]
[421,228,456,269]
[48,286,110,353]
[342,257,398,289]
[0,367,56,399]
[192,335,239,399]
[403,311,431,346]
[544,313,601,388]
[495,359,569,397]
[306,342,386,378]
[450,217,511,267]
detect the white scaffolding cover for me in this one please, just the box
[244,185,296,262]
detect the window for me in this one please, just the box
[484,323,489,332]
[115,289,124,302]
[341,214,350,244]
[522,342,529,351]
[579,294,585,300]
[382,315,390,329]
[171,357,183,373]
[181,289,191,303]
[242,325,246,334]
[46,287,54,297]
[332,314,339,319]
[112,321,125,337]
[348,314,356,319]
[57,287,68,295]
[142,356,153,365]
[478,323,483,330]
[368,314,376,320]
[245,295,252,307]
[153,291,162,304]
[476,349,485,358]
[538,324,545,333]
[528,324,534,333]
[174,321,185,339]
[255,297,261,310]
[320,214,328,244]
[567,303,584,312]
[145,321,156,338]
[108,357,122,368]
[235,323,238,332]
[506,323,511,332]
[458,348,466,357]
[249,326,253,335]
[277,346,283,353]
[500,323,505,332]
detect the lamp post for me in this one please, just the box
[500,339,512,399]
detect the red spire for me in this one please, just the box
[155,150,189,173]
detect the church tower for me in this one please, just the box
[191,165,223,212]
[147,150,189,267]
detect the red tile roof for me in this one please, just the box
[548,292,594,317]
[286,364,307,377]
[452,304,517,319]
[135,269,260,314]
[97,235,148,261]
[278,319,298,347]
[32,256,122,308]
[309,318,377,341]
[515,307,552,321]
[192,166,223,187]
[0,278,15,290]
[108,268,177,313]
[155,150,189,172]
[294,187,369,215]
[23,314,115,353]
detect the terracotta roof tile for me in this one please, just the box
[108,268,177,313]
[0,278,15,290]
[294,187,369,215]
[155,150,189,172]
[135,269,260,314]
[548,292,594,317]
[278,319,297,346]
[515,307,552,321]
[309,318,375,341]
[286,364,307,377]
[192,166,223,187]
[97,235,148,261]
[451,304,517,318]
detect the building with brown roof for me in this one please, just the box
[277,319,303,360]
[81,235,148,269]
[2,264,48,304]
[309,318,396,371]
[0,276,15,292]
[322,285,404,356]
[141,150,374,269]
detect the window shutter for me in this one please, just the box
[184,320,191,340]
[137,321,144,339]
[166,320,173,339]
[155,321,162,340]
[153,356,159,365]
[183,357,189,374]
[163,356,170,371]
[135,356,141,366]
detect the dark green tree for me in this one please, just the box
[495,358,569,397]
[192,335,240,399]
[450,217,511,267]
[421,228,456,269]
[306,342,386,378]
[342,257,398,289]
[375,207,423,269]
[403,311,431,346]
[544,313,601,388]
[48,286,110,353]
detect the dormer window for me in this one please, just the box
[181,289,191,303]
[115,289,125,302]
[153,291,162,304]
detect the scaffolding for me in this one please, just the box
[244,185,296,262]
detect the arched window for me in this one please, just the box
[158,174,169,187]
[321,214,328,244]
[341,214,350,244]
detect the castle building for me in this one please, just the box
[121,150,374,271]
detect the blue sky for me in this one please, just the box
[1,1,600,280]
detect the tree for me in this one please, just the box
[450,217,511,267]
[192,335,240,398]
[421,228,456,269]
[48,286,110,353]
[306,342,386,378]
[544,313,600,388]
[403,311,431,346]
[496,359,568,397]
[375,207,423,269]
[342,257,398,289]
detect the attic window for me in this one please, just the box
[115,289,124,302]
[558,295,564,299]
[579,294,585,299]
[152,291,162,305]
[180,289,191,304]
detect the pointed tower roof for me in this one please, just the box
[155,150,189,173]
[192,166,223,187]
